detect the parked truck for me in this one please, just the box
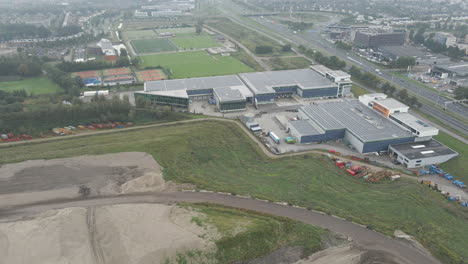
[268,132,280,144]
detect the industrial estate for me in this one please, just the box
[0,0,467,264]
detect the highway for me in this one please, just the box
[220,1,468,135]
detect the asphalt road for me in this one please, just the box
[220,1,468,135]
[0,192,441,264]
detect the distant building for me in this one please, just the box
[431,62,468,86]
[432,32,457,47]
[389,140,458,168]
[353,30,406,48]
[377,45,451,65]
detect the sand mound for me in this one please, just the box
[0,203,216,264]
[0,152,165,208]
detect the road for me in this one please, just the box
[219,1,468,135]
[0,192,441,264]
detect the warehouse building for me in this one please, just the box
[310,65,352,96]
[213,87,246,112]
[359,93,439,139]
[389,140,458,168]
[377,45,451,65]
[239,69,346,106]
[288,100,415,153]
[136,75,251,111]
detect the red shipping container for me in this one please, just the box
[350,165,361,172]
[329,149,336,153]
[346,169,356,176]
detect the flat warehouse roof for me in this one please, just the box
[434,62,468,76]
[390,113,438,134]
[136,90,189,98]
[301,100,412,142]
[390,140,457,160]
[289,120,325,136]
[374,98,408,110]
[239,69,336,95]
[144,75,247,92]
[214,87,245,102]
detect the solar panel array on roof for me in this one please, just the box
[301,100,412,142]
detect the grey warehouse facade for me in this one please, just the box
[288,100,416,153]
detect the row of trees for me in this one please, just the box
[454,86,468,100]
[279,20,313,32]
[298,45,347,70]
[57,57,130,73]
[388,56,416,69]
[335,41,352,50]
[0,55,44,77]
[381,82,422,108]
[44,64,83,97]
[56,25,83,37]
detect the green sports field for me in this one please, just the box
[124,30,157,39]
[0,77,62,94]
[139,51,254,78]
[131,38,177,54]
[156,27,196,34]
[171,35,221,49]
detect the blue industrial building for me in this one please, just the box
[288,100,416,154]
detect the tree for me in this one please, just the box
[454,86,468,100]
[195,24,203,35]
[394,56,416,68]
[255,45,273,54]
[120,48,128,57]
[281,44,292,52]
[398,89,409,101]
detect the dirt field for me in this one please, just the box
[0,203,215,264]
[0,152,166,208]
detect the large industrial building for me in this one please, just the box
[288,100,416,153]
[377,45,451,65]
[239,68,351,106]
[136,67,352,111]
[431,62,468,87]
[353,30,406,48]
[288,93,446,158]
[135,75,252,112]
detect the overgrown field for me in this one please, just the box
[208,19,292,56]
[170,203,327,263]
[0,77,62,94]
[139,51,253,78]
[1,121,467,264]
[268,56,311,70]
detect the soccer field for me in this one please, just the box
[124,30,157,39]
[139,51,254,78]
[171,35,221,49]
[131,38,177,54]
[0,77,62,94]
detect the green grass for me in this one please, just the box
[275,12,331,23]
[389,72,446,96]
[174,203,327,263]
[269,56,311,70]
[0,77,62,95]
[170,35,220,49]
[139,51,254,78]
[208,19,293,56]
[131,38,178,54]
[124,30,158,39]
[0,120,467,264]
[434,131,468,183]
[157,27,196,34]
[232,52,265,71]
[351,84,370,97]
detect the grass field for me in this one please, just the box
[174,203,327,263]
[269,56,311,70]
[351,84,370,97]
[131,38,177,54]
[0,120,467,264]
[208,19,294,56]
[434,132,468,183]
[139,51,254,78]
[0,77,62,95]
[170,35,221,49]
[156,27,196,34]
[124,30,158,39]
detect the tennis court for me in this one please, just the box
[136,69,166,82]
[103,67,131,76]
[131,38,178,54]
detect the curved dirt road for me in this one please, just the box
[1,192,441,264]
